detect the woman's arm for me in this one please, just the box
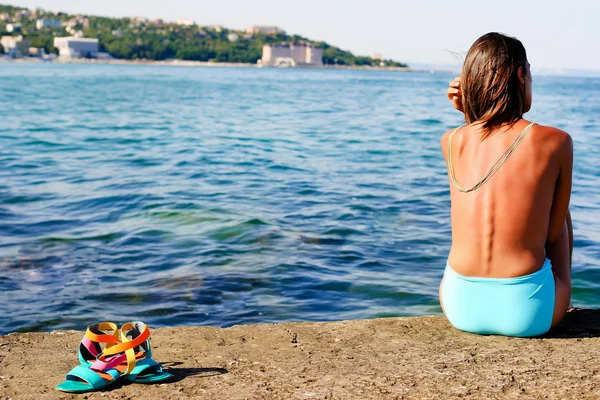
[546,132,573,248]
[544,131,573,322]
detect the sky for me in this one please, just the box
[7,0,600,71]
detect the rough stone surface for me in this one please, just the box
[1,309,599,399]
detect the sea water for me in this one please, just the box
[1,63,598,334]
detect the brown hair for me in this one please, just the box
[461,32,529,138]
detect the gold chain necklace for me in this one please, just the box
[448,122,537,193]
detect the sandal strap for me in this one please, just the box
[100,322,150,356]
[120,321,148,374]
[85,322,120,344]
[124,358,160,381]
[96,321,150,375]
[91,352,128,371]
[81,336,100,357]
[80,336,125,368]
[78,322,122,368]
[66,365,120,386]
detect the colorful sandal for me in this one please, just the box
[56,365,121,393]
[56,322,124,393]
[57,321,171,392]
[118,321,172,383]
[86,321,171,383]
[77,322,122,368]
[78,321,149,374]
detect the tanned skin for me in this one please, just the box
[440,70,573,327]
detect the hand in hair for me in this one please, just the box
[447,77,463,113]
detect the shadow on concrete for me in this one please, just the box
[542,308,600,338]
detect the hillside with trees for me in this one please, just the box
[0,3,408,67]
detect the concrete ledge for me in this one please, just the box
[1,309,599,399]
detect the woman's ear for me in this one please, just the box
[517,66,525,85]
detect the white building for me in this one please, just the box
[261,44,323,67]
[1,35,30,58]
[6,23,21,33]
[130,16,148,27]
[246,25,285,35]
[54,37,99,59]
[63,19,78,35]
[227,33,239,42]
[36,19,61,29]
[176,19,195,27]
[29,47,46,57]
[305,46,322,65]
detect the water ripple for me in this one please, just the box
[0,64,599,334]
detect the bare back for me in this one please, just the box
[441,119,573,278]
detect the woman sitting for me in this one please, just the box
[439,32,573,337]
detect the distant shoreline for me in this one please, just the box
[0,56,427,72]
[5,58,596,77]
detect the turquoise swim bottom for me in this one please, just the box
[442,258,555,337]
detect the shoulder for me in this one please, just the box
[530,124,573,169]
[530,123,573,154]
[440,127,461,159]
[531,124,572,146]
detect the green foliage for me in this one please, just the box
[0,4,25,13]
[26,33,56,53]
[0,3,408,67]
